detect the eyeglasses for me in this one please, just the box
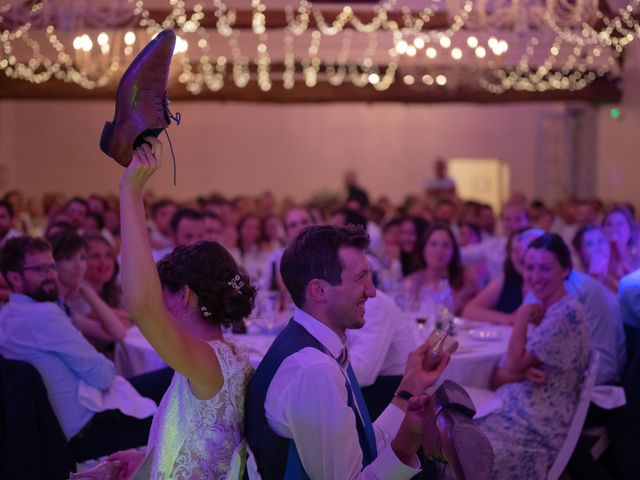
[21,264,59,275]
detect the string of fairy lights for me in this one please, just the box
[1,0,640,95]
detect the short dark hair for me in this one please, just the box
[49,231,87,262]
[45,220,77,240]
[331,208,368,230]
[280,225,370,308]
[170,208,204,234]
[86,212,105,231]
[527,233,573,271]
[202,211,221,222]
[0,200,14,218]
[157,241,256,328]
[151,199,176,219]
[0,237,52,288]
[65,197,89,211]
[572,224,602,253]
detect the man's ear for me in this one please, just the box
[5,271,20,292]
[306,278,326,304]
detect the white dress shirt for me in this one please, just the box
[460,236,507,279]
[347,290,419,386]
[264,308,420,479]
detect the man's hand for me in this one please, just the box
[397,342,450,396]
[119,137,163,194]
[391,395,431,466]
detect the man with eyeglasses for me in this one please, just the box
[0,236,157,461]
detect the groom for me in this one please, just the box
[245,224,449,479]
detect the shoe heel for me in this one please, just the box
[99,121,113,155]
[435,380,476,417]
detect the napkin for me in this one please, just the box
[78,375,157,419]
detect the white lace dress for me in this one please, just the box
[133,340,253,480]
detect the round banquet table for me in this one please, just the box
[115,318,511,390]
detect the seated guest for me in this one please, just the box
[402,224,478,315]
[261,214,283,251]
[478,203,497,236]
[602,206,640,283]
[246,224,449,479]
[347,289,418,387]
[49,231,127,350]
[84,234,132,328]
[461,201,530,279]
[109,140,255,479]
[463,229,544,325]
[258,206,313,294]
[170,208,205,247]
[458,222,483,247]
[476,233,590,479]
[573,224,618,292]
[0,236,157,461]
[202,211,224,243]
[0,200,22,247]
[375,218,404,294]
[63,197,89,231]
[398,216,429,277]
[236,214,269,283]
[151,208,205,261]
[467,229,625,385]
[0,200,21,302]
[147,199,177,250]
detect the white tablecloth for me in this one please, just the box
[115,327,168,377]
[116,319,511,389]
[435,324,510,388]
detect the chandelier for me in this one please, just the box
[1,0,639,95]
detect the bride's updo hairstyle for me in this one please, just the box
[157,241,256,328]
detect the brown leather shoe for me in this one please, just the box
[423,381,494,480]
[100,29,177,167]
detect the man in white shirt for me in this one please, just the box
[0,236,159,461]
[347,290,418,387]
[246,225,449,479]
[460,201,530,278]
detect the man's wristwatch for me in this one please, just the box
[393,389,414,401]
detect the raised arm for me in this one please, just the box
[462,275,516,325]
[119,139,222,399]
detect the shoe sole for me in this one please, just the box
[450,411,494,480]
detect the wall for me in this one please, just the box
[0,98,568,204]
[596,41,640,205]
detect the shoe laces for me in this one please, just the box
[156,94,181,185]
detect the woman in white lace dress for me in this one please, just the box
[110,138,255,479]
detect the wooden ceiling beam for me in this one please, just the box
[0,71,621,103]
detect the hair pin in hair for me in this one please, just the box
[228,274,244,292]
[200,305,212,318]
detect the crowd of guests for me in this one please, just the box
[0,156,638,480]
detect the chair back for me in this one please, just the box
[547,350,600,480]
